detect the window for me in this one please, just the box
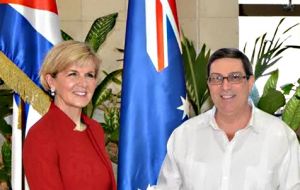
[239,0,300,95]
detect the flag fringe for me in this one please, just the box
[18,101,22,129]
[0,51,50,116]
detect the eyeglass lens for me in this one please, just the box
[208,72,247,84]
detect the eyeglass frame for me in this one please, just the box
[207,72,251,85]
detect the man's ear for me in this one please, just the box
[248,75,255,92]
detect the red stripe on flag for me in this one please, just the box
[156,0,164,72]
[0,0,58,14]
[168,0,180,32]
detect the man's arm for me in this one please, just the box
[156,137,182,190]
[278,131,300,190]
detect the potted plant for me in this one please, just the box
[181,34,212,116]
[243,18,300,139]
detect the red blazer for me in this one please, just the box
[23,103,116,190]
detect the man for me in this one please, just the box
[156,48,300,190]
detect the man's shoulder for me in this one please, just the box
[166,110,215,156]
[254,107,288,128]
[173,109,212,134]
[254,107,296,139]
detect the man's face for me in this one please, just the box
[207,58,254,116]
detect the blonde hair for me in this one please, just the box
[40,40,101,90]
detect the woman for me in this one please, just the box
[23,40,116,190]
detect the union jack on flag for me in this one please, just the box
[118,0,188,189]
[145,0,182,72]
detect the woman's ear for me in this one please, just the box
[45,74,55,90]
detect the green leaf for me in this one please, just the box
[85,13,118,52]
[283,22,299,34]
[0,169,9,181]
[0,89,13,106]
[257,88,285,114]
[0,118,12,137]
[297,87,300,97]
[0,90,12,118]
[286,45,300,49]
[262,70,278,96]
[182,34,211,115]
[281,83,294,95]
[244,18,300,81]
[61,30,73,41]
[92,69,122,107]
[116,48,124,53]
[82,101,94,118]
[1,141,11,175]
[96,89,112,107]
[108,129,119,143]
[103,107,119,142]
[282,86,300,131]
[249,36,261,66]
[182,37,197,112]
[103,71,122,85]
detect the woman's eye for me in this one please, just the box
[86,73,95,78]
[67,72,77,77]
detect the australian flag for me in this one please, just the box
[118,0,188,189]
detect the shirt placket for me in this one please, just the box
[220,136,236,190]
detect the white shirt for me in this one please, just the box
[156,106,300,190]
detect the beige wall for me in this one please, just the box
[57,0,127,76]
[57,0,239,73]
[177,0,239,51]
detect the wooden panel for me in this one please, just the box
[239,4,300,16]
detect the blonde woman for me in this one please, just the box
[23,41,116,190]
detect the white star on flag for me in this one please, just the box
[137,184,156,190]
[177,95,190,119]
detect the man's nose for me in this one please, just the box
[221,77,231,89]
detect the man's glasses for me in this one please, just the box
[208,72,249,85]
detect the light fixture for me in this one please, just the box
[283,0,295,12]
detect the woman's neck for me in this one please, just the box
[54,100,82,125]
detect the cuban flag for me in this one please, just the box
[118,0,188,189]
[0,0,61,189]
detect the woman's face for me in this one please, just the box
[46,61,97,113]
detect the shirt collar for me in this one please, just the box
[248,99,261,133]
[208,99,260,133]
[50,102,91,129]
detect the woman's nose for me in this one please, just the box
[77,75,87,86]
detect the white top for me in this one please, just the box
[156,106,300,190]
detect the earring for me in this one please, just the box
[50,88,55,97]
